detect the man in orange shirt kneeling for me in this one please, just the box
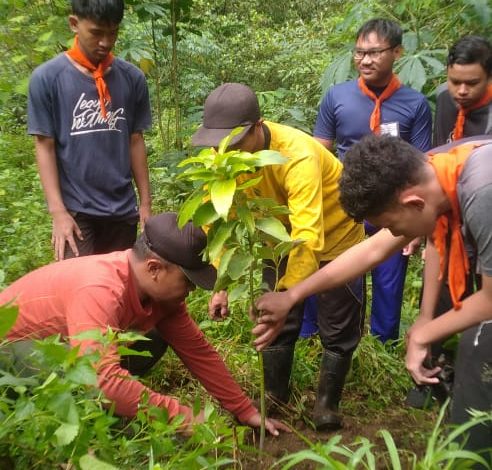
[0,212,288,435]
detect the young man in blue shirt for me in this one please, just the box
[314,18,432,343]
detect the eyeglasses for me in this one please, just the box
[353,46,395,61]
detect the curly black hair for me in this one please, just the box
[339,135,427,221]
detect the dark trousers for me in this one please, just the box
[264,260,366,355]
[64,212,138,259]
[120,329,168,377]
[451,322,492,463]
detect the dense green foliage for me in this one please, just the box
[1,0,491,467]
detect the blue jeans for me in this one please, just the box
[365,221,408,342]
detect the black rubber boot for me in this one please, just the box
[261,346,295,407]
[313,349,352,431]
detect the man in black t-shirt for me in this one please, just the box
[27,0,152,261]
[434,35,492,145]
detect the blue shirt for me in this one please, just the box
[314,79,432,159]
[28,54,152,217]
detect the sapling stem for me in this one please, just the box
[248,239,265,452]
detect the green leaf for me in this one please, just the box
[214,273,233,292]
[115,331,149,343]
[256,217,291,242]
[177,169,215,181]
[55,422,79,447]
[13,77,29,96]
[226,152,257,166]
[236,175,263,191]
[217,247,237,279]
[397,56,427,91]
[420,54,445,74]
[218,127,245,154]
[178,191,205,227]
[257,246,275,261]
[320,50,354,94]
[12,54,27,64]
[378,430,401,470]
[273,239,303,260]
[0,371,37,388]
[230,162,255,177]
[178,148,215,168]
[236,206,255,236]
[228,283,249,302]
[210,179,236,219]
[65,361,97,386]
[402,31,418,54]
[48,391,79,424]
[39,30,53,42]
[116,346,153,357]
[251,150,287,167]
[34,340,69,364]
[207,221,236,262]
[193,201,220,226]
[228,252,254,280]
[71,329,105,342]
[0,303,19,339]
[79,454,119,470]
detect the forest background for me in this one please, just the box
[0,0,491,468]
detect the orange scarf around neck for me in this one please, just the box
[428,143,483,309]
[358,74,401,134]
[66,35,114,118]
[452,83,492,141]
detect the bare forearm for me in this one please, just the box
[413,281,492,345]
[314,137,334,151]
[130,133,151,208]
[419,239,444,320]
[34,136,66,214]
[288,229,410,304]
[34,135,82,259]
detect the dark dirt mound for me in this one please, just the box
[241,395,434,469]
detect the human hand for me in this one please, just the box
[402,237,422,256]
[252,320,287,351]
[240,411,291,436]
[251,291,293,350]
[208,290,229,320]
[177,408,205,436]
[405,328,441,385]
[51,210,83,261]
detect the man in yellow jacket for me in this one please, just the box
[192,83,365,430]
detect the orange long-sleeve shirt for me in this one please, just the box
[0,250,256,422]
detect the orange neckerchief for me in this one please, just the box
[428,143,482,309]
[66,35,114,118]
[358,74,401,134]
[452,83,492,141]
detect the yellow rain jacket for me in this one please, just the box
[244,121,364,290]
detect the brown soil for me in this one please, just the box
[240,393,434,469]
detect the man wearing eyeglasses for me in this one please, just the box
[313,18,432,347]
